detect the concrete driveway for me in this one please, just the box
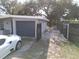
[4,38,34,59]
[4,27,66,59]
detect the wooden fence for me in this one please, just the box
[69,24,79,42]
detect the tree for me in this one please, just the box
[36,0,73,26]
[1,0,78,26]
[65,4,79,19]
[17,0,74,26]
[0,0,23,15]
[17,0,38,15]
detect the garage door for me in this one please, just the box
[16,21,35,37]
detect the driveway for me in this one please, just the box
[4,38,48,59]
[4,38,34,59]
[4,27,68,59]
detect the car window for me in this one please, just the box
[0,39,5,45]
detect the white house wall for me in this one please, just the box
[37,20,47,33]
[37,20,47,39]
[42,21,47,33]
[4,19,12,34]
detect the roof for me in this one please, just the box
[61,18,79,24]
[0,15,10,19]
[0,15,48,21]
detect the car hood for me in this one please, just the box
[0,35,8,39]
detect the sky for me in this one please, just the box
[73,0,79,5]
[17,0,30,4]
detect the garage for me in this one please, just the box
[0,15,48,39]
[16,21,35,37]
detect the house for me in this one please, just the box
[0,15,48,39]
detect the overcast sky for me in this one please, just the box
[17,0,29,4]
[73,0,79,5]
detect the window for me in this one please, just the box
[0,21,4,30]
[0,39,5,45]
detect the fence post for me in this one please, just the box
[67,24,69,39]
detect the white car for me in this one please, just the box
[0,35,22,59]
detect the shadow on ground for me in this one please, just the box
[4,37,50,59]
[21,39,49,59]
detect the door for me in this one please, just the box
[37,24,41,40]
[63,24,67,38]
[16,21,35,37]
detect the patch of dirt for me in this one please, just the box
[47,38,63,59]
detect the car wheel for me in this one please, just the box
[16,41,22,50]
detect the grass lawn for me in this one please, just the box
[20,38,79,59]
[59,41,79,59]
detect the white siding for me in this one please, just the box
[37,20,47,39]
[13,18,36,21]
[4,20,12,34]
[12,19,16,34]
[0,20,4,30]
[37,20,47,34]
[42,22,47,33]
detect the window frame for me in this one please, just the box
[0,39,5,46]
